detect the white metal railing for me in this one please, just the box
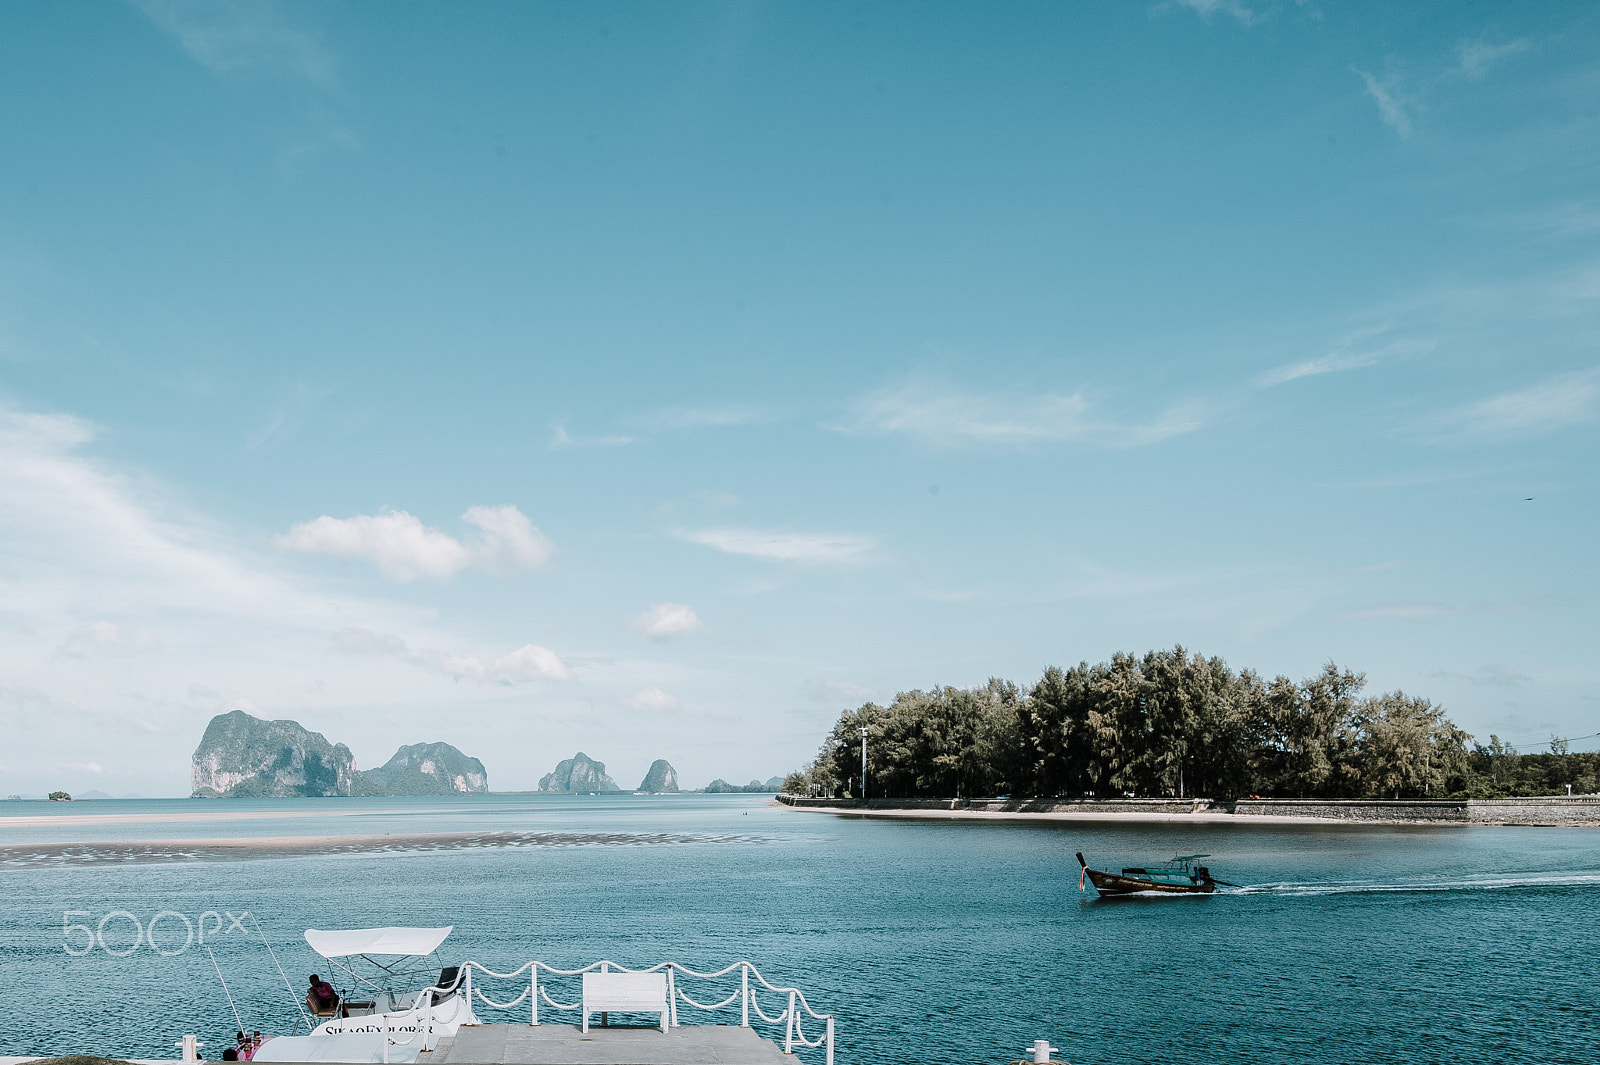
[374,960,832,1065]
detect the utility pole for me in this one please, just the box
[860,726,868,802]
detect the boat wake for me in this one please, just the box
[0,830,777,869]
[1225,871,1600,897]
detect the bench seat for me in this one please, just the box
[581,971,669,1033]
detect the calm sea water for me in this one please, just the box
[2,795,1597,1065]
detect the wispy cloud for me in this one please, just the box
[134,0,338,86]
[1429,663,1533,686]
[549,425,635,450]
[847,382,1206,447]
[55,622,160,660]
[1355,68,1413,139]
[648,405,766,429]
[1344,603,1458,621]
[1426,368,1600,441]
[681,528,874,565]
[333,627,574,683]
[1172,0,1258,25]
[279,504,553,581]
[1258,335,1434,387]
[1457,37,1531,79]
[1342,597,1538,622]
[629,603,706,641]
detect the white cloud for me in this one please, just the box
[333,628,574,683]
[629,603,706,641]
[849,382,1205,447]
[549,425,634,450]
[133,0,338,86]
[1258,336,1434,387]
[279,504,552,582]
[1430,368,1600,440]
[650,406,765,428]
[627,687,680,711]
[56,621,160,659]
[61,762,104,774]
[681,528,874,565]
[1355,68,1412,139]
[1174,0,1257,25]
[1458,38,1530,79]
[461,505,554,573]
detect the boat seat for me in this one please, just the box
[429,966,462,1004]
[581,971,669,1033]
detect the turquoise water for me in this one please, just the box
[2,795,1598,1064]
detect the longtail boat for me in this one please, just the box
[1075,852,1224,896]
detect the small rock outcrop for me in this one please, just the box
[637,759,680,793]
[191,710,359,797]
[702,776,785,794]
[363,742,488,795]
[538,752,622,793]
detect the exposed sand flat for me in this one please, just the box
[0,829,773,869]
[0,806,447,830]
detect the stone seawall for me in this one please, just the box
[1231,799,1469,822]
[776,795,1208,814]
[776,793,1600,825]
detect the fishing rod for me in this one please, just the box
[205,944,245,1035]
[252,914,311,1033]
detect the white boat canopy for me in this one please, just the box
[305,926,454,959]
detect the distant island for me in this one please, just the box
[191,709,488,797]
[704,776,785,793]
[538,752,622,793]
[637,758,679,793]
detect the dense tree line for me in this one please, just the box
[783,647,1590,801]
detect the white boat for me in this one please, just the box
[253,926,476,1063]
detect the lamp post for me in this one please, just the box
[860,726,868,802]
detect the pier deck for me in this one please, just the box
[416,1024,795,1065]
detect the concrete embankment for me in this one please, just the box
[776,793,1600,826]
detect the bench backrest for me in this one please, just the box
[581,971,668,1011]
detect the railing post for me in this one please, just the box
[422,987,434,1052]
[464,965,473,1013]
[826,1016,834,1065]
[530,965,540,1026]
[667,965,678,1028]
[741,964,750,1027]
[784,991,796,1054]
[382,1005,390,1064]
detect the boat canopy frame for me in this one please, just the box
[304,927,455,999]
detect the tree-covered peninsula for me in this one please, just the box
[784,647,1597,801]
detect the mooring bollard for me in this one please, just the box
[1027,1038,1061,1063]
[174,1035,202,1063]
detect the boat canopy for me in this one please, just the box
[305,926,454,959]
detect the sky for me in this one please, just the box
[2,0,1598,798]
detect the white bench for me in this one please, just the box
[581,971,669,1033]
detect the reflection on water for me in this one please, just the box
[2,794,1597,1065]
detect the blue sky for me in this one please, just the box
[2,1,1598,797]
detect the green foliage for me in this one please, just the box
[784,648,1586,801]
[48,791,71,801]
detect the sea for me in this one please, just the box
[1,794,1597,1065]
